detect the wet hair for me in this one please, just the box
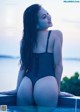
[20,4,41,71]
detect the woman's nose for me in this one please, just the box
[48,15,51,21]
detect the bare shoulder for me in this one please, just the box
[51,30,63,42]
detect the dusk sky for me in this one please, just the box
[0,0,80,58]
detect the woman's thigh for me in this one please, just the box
[17,76,34,106]
[33,76,58,107]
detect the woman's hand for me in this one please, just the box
[0,89,17,95]
[59,91,75,97]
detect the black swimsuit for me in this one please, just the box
[26,31,55,86]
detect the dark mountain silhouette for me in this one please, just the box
[0,54,19,59]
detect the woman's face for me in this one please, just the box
[37,7,53,30]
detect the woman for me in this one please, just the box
[0,4,63,109]
[16,4,63,107]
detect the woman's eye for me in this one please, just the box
[43,16,46,19]
[42,15,47,19]
[42,12,49,19]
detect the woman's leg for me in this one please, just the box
[33,76,58,112]
[17,76,34,106]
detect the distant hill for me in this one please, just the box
[63,58,80,61]
[0,54,80,61]
[0,55,19,59]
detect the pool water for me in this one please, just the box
[6,106,80,112]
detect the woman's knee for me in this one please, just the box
[17,76,33,105]
[33,76,58,106]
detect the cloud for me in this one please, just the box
[61,18,80,24]
[60,18,80,29]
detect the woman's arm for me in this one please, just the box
[16,64,25,91]
[0,64,25,95]
[0,90,17,95]
[53,30,63,94]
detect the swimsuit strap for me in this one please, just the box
[45,30,51,52]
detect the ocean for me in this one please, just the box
[0,58,80,92]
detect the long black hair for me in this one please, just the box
[20,4,41,71]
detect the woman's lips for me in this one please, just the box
[48,21,52,24]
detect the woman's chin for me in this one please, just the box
[48,23,53,27]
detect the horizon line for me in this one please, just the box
[0,54,80,61]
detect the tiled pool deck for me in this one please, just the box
[0,94,80,111]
